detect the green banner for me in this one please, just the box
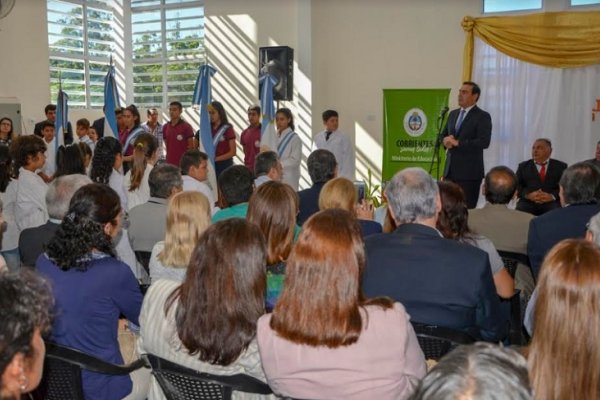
[382,89,450,181]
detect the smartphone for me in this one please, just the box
[354,181,366,203]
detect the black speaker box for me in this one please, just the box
[259,46,294,101]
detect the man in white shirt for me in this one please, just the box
[312,110,355,180]
[180,149,215,212]
[39,121,56,183]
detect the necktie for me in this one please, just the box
[538,162,547,182]
[455,109,466,131]
[325,131,332,141]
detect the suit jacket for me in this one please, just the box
[297,182,326,226]
[516,158,567,201]
[363,223,508,341]
[468,203,533,255]
[34,120,73,144]
[442,105,492,181]
[528,203,600,279]
[18,220,60,267]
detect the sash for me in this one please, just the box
[123,126,145,153]
[277,131,298,157]
[212,124,231,147]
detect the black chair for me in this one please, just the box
[34,342,148,400]
[145,354,272,400]
[135,250,152,294]
[497,250,530,278]
[411,322,475,360]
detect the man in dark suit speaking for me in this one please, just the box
[362,167,508,342]
[442,81,492,209]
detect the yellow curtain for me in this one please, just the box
[462,11,600,81]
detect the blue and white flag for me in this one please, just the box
[192,64,218,165]
[259,73,278,151]
[54,86,69,152]
[103,60,121,138]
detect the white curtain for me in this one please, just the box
[472,37,600,173]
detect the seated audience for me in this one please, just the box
[149,191,211,283]
[128,164,182,253]
[253,150,283,188]
[319,177,382,237]
[11,135,49,233]
[410,343,532,400]
[527,239,600,399]
[0,117,16,146]
[297,149,337,225]
[36,183,144,400]
[54,144,86,178]
[258,209,426,399]
[0,270,53,399]
[0,199,6,271]
[437,181,514,299]
[0,146,19,270]
[516,138,567,216]
[362,168,508,341]
[212,165,254,223]
[528,161,600,279]
[247,181,299,310]
[524,210,600,334]
[124,133,158,211]
[138,219,269,399]
[19,174,91,267]
[180,149,215,211]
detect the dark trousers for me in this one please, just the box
[447,179,481,209]
[214,158,234,178]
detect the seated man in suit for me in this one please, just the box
[33,104,73,145]
[528,161,600,279]
[18,174,91,267]
[583,139,600,169]
[516,138,567,216]
[363,167,508,342]
[128,164,182,252]
[297,149,337,225]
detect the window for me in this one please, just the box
[47,0,205,109]
[483,0,542,13]
[131,0,205,108]
[571,0,600,5]
[48,0,115,108]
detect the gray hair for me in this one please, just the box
[410,343,532,400]
[559,162,600,205]
[149,163,183,199]
[46,174,92,219]
[385,167,438,224]
[587,212,600,246]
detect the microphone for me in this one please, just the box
[439,106,449,118]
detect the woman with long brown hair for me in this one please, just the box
[257,209,426,400]
[247,181,299,311]
[124,133,158,211]
[527,239,600,400]
[437,181,514,299]
[139,218,270,399]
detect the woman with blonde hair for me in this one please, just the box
[319,177,382,237]
[124,133,158,211]
[247,181,299,310]
[257,209,425,399]
[527,239,600,400]
[149,191,211,283]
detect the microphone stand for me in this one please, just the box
[429,108,448,178]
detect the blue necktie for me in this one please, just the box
[455,109,466,131]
